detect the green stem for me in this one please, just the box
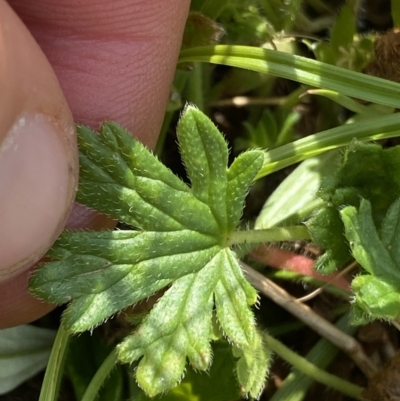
[307,89,387,116]
[155,71,189,156]
[281,86,308,110]
[227,226,310,247]
[81,348,118,401]
[38,323,70,401]
[155,112,174,157]
[270,313,356,401]
[264,333,365,400]
[186,63,204,111]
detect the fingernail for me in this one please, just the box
[0,113,75,279]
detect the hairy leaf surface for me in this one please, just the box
[30,106,267,397]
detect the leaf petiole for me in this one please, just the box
[80,348,118,401]
[38,323,70,401]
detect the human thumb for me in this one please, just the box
[0,1,77,280]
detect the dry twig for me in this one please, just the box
[242,262,377,378]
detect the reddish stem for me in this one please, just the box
[250,246,351,292]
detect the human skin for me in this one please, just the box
[0,0,190,327]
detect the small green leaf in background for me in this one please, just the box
[182,12,225,50]
[392,0,400,27]
[31,106,268,397]
[307,141,400,273]
[0,325,55,394]
[306,1,373,72]
[256,151,340,229]
[180,11,224,70]
[341,198,400,324]
[330,4,356,57]
[238,109,300,152]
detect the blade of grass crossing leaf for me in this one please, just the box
[306,89,384,116]
[256,114,400,178]
[179,45,400,109]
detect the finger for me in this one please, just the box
[10,0,190,146]
[11,0,190,239]
[0,0,189,328]
[0,1,77,281]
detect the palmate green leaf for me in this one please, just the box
[0,325,55,395]
[341,198,400,323]
[31,106,266,397]
[330,4,355,57]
